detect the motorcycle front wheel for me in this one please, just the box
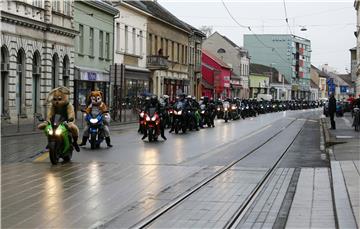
[90,133,97,149]
[48,142,60,165]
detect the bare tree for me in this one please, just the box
[199,26,213,37]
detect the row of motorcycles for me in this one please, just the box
[138,95,323,142]
[215,99,321,120]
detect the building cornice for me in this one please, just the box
[1,11,78,38]
[82,1,119,16]
[120,1,191,35]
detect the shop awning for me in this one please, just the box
[124,66,151,81]
[74,66,110,82]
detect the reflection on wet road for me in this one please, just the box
[2,109,325,228]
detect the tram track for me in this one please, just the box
[125,117,305,229]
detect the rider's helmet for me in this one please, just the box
[178,93,186,101]
[150,95,158,106]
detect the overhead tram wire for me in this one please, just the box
[220,0,292,65]
[283,0,293,35]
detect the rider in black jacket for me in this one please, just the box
[142,95,167,140]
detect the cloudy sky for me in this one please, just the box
[158,0,356,74]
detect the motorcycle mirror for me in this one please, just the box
[68,117,74,122]
[80,109,86,113]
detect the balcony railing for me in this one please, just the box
[146,55,169,70]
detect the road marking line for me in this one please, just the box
[34,151,49,162]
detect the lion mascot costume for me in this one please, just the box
[38,86,80,152]
[79,90,112,147]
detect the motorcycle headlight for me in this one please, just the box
[55,128,62,136]
[90,118,98,124]
[146,116,150,121]
[246,106,249,109]
[201,111,205,114]
[224,108,228,111]
[48,129,53,135]
[217,108,220,111]
[151,116,156,121]
[232,106,236,110]
[241,108,244,110]
[178,110,182,115]
[273,105,275,108]
[140,112,144,118]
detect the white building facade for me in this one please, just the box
[112,1,151,98]
[1,0,77,123]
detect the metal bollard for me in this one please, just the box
[17,114,20,133]
[33,113,36,131]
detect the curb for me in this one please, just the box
[319,117,358,229]
[1,121,137,138]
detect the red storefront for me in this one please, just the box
[201,49,231,99]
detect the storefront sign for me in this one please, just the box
[87,72,97,81]
[80,70,109,82]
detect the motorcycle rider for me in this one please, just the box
[79,90,112,147]
[142,95,167,140]
[208,98,216,127]
[169,93,187,133]
[186,95,200,131]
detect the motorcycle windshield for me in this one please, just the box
[200,104,206,110]
[52,114,65,127]
[176,102,184,110]
[91,107,101,118]
[148,107,157,117]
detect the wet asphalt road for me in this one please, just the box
[1,109,329,228]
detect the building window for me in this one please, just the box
[79,24,84,54]
[165,39,168,56]
[116,23,120,52]
[154,36,158,55]
[171,41,175,61]
[177,43,180,62]
[32,0,42,8]
[139,30,143,55]
[185,45,187,65]
[52,53,59,89]
[63,0,70,15]
[99,31,103,58]
[105,33,110,59]
[89,27,94,56]
[125,26,128,53]
[63,55,70,87]
[16,49,26,115]
[149,33,152,55]
[52,0,60,12]
[132,28,136,54]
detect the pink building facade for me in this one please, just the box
[201,50,231,99]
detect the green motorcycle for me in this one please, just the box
[39,114,73,165]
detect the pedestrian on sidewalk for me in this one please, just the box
[329,92,336,130]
